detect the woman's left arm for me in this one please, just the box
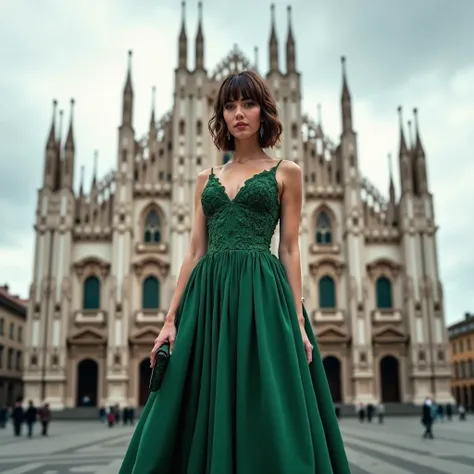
[278,161,313,363]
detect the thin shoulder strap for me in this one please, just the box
[274,159,283,170]
[210,167,214,175]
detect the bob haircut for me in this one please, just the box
[208,70,283,151]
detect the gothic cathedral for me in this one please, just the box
[23,4,452,409]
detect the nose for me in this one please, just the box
[235,106,244,119]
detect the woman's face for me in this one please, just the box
[223,94,261,142]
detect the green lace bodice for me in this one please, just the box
[201,161,282,255]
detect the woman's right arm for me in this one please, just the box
[150,170,210,361]
[164,169,210,325]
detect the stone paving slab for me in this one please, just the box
[0,417,472,473]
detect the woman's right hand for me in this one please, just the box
[150,321,176,367]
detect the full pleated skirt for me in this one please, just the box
[119,250,351,474]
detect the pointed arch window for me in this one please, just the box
[319,275,336,309]
[144,209,162,244]
[376,276,393,309]
[83,276,101,310]
[315,211,332,244]
[142,275,160,309]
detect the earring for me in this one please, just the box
[226,131,231,140]
[259,124,264,138]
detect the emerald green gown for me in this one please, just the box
[119,160,351,473]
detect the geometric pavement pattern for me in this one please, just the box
[0,417,473,473]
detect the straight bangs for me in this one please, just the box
[218,73,264,107]
[208,70,282,151]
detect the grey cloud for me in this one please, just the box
[443,265,473,322]
[0,204,35,247]
[0,112,44,203]
[304,0,474,89]
[0,117,42,245]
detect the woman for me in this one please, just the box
[119,71,351,473]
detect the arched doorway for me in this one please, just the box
[380,355,401,402]
[76,359,99,407]
[139,358,152,406]
[323,356,342,403]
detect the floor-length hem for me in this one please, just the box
[119,251,351,474]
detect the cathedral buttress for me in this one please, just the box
[107,50,137,405]
[339,56,374,403]
[170,0,195,292]
[263,5,305,278]
[399,108,451,402]
[25,97,76,407]
[24,99,60,405]
[397,106,424,401]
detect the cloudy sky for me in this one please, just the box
[1,0,472,325]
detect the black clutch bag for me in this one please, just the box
[149,343,170,392]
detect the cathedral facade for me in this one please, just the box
[23,4,452,409]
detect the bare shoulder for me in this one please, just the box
[197,167,212,179]
[190,169,210,197]
[277,159,302,181]
[196,167,214,186]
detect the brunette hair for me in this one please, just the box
[208,70,283,151]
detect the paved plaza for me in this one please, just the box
[0,417,472,473]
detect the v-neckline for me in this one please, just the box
[211,162,280,203]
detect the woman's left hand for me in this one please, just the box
[299,322,313,364]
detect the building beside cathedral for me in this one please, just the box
[448,313,474,408]
[23,3,452,409]
[0,284,27,406]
